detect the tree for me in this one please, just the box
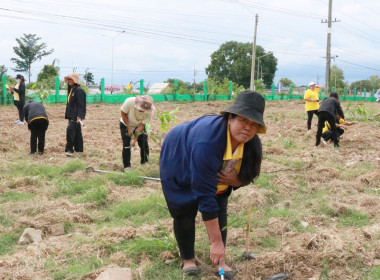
[350,80,372,92]
[205,41,277,88]
[329,65,346,93]
[11,34,54,84]
[368,74,380,90]
[0,65,7,77]
[84,72,95,85]
[37,65,59,82]
[279,78,295,87]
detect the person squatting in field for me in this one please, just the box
[316,92,345,148]
[160,91,266,279]
[321,114,358,145]
[119,95,155,172]
[23,100,49,155]
[64,73,86,156]
[9,74,26,125]
[304,81,320,133]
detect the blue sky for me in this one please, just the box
[1,0,379,87]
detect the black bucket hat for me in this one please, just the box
[220,90,267,134]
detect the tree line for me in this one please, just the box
[2,34,379,96]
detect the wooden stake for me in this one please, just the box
[244,195,254,279]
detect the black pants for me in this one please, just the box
[28,118,49,154]
[316,111,338,146]
[171,192,229,260]
[307,110,318,130]
[120,122,149,168]
[65,120,83,153]
[322,127,344,142]
[14,100,25,122]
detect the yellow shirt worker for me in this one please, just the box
[304,82,320,132]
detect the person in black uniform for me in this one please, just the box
[64,73,86,156]
[9,74,26,124]
[316,92,344,147]
[23,101,49,154]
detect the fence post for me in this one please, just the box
[174,79,178,101]
[203,80,207,101]
[140,79,144,95]
[289,84,293,99]
[2,75,6,105]
[354,88,357,101]
[55,76,59,103]
[229,81,233,99]
[332,86,336,92]
[271,84,275,100]
[364,88,367,101]
[343,87,346,101]
[372,89,375,101]
[319,88,322,99]
[101,78,105,102]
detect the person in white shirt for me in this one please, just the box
[120,95,155,172]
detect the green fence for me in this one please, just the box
[1,75,378,105]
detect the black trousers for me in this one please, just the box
[120,122,149,168]
[316,111,338,146]
[171,192,229,260]
[28,118,49,154]
[65,120,83,153]
[14,100,25,122]
[307,110,318,130]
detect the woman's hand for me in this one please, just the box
[217,169,241,187]
[210,240,225,267]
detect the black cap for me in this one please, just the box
[15,74,23,79]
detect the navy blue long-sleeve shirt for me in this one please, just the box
[160,115,227,220]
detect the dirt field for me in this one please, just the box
[1,99,380,279]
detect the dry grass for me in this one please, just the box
[1,100,380,279]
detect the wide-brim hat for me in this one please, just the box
[64,73,81,85]
[220,90,267,134]
[135,95,155,113]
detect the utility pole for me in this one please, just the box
[250,14,258,91]
[322,0,340,94]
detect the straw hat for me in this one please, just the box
[135,95,155,113]
[220,91,267,134]
[64,73,81,85]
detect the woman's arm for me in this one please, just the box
[204,218,225,267]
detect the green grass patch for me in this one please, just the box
[367,265,380,280]
[338,209,371,227]
[266,208,294,218]
[105,234,177,260]
[49,256,103,280]
[255,174,277,192]
[78,186,108,206]
[6,160,86,180]
[281,137,296,149]
[112,194,170,226]
[55,177,105,197]
[143,260,187,280]
[0,212,13,227]
[0,191,35,202]
[257,236,279,248]
[106,172,144,186]
[0,232,19,256]
[320,205,371,227]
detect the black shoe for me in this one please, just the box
[315,142,320,147]
[334,143,340,148]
